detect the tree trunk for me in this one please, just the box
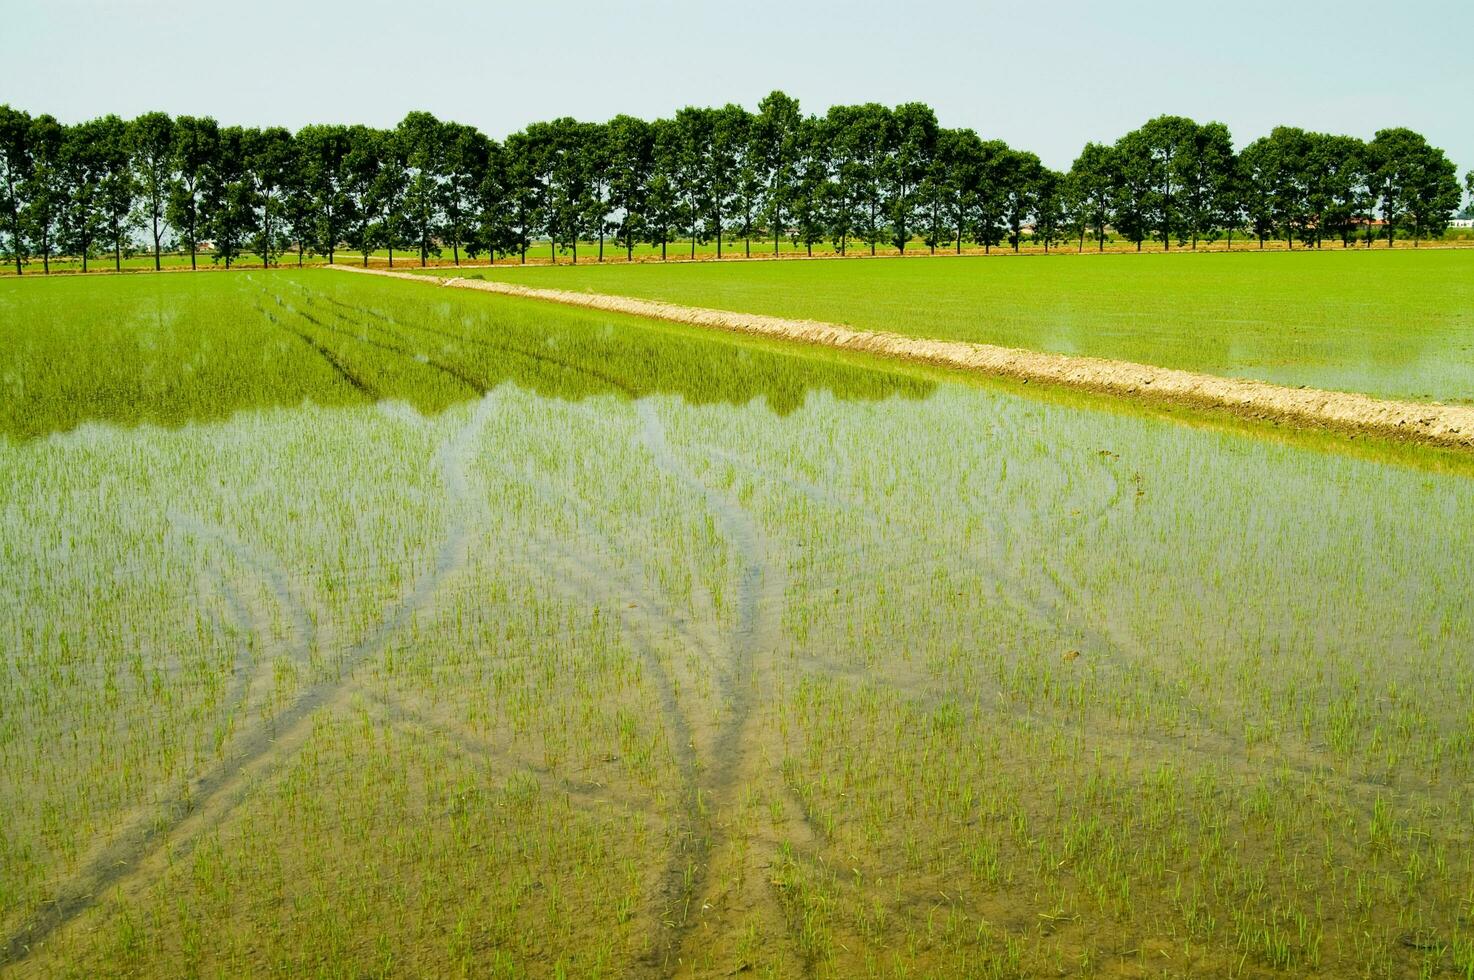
[153,213,161,271]
[598,228,604,262]
[453,240,460,265]
[1162,179,1172,250]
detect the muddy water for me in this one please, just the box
[4,336,1474,978]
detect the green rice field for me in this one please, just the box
[3,269,1474,978]
[438,248,1474,404]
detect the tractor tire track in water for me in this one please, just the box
[636,400,804,972]
[195,567,264,719]
[169,513,317,668]
[357,689,659,821]
[502,530,705,972]
[302,281,646,399]
[381,412,713,975]
[488,455,726,667]
[174,517,320,756]
[268,285,488,396]
[0,399,498,967]
[255,303,380,401]
[276,280,732,968]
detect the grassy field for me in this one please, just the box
[3,270,1474,977]
[436,248,1474,404]
[7,229,1472,278]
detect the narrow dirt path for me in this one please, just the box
[326,263,1474,451]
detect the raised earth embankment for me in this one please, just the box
[327,263,1474,451]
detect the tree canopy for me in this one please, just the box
[0,97,1464,272]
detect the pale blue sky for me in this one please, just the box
[3,0,1471,181]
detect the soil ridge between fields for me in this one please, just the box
[326,263,1474,450]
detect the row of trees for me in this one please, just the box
[1,97,1469,274]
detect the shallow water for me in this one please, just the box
[3,280,1474,978]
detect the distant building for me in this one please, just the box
[1451,214,1474,230]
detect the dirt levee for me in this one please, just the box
[327,264,1474,450]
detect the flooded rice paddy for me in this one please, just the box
[2,271,1472,978]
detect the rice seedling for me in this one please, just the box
[2,269,1472,976]
[437,247,1474,403]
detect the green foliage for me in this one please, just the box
[1370,127,1464,244]
[127,111,174,268]
[1066,141,1116,250]
[165,115,218,269]
[0,105,33,273]
[2,99,1465,274]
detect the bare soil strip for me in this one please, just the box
[326,264,1474,450]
